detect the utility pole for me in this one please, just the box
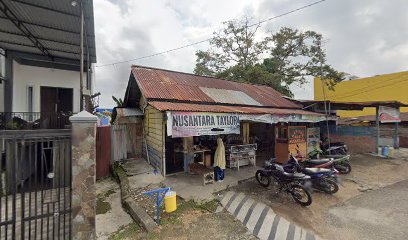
[79,0,84,111]
[320,63,331,147]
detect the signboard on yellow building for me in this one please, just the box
[379,106,401,123]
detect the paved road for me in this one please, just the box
[327,179,408,240]
[220,191,321,240]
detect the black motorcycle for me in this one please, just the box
[255,159,313,206]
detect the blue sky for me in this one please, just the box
[94,0,408,107]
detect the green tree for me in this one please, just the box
[194,18,343,96]
[112,96,124,107]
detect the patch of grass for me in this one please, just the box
[197,199,219,213]
[146,231,160,240]
[160,199,196,225]
[96,197,112,215]
[108,223,142,240]
[159,198,219,225]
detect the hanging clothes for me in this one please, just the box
[214,137,226,181]
[214,137,226,169]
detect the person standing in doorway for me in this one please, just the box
[214,137,226,182]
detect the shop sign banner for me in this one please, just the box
[239,114,271,123]
[307,127,320,153]
[288,126,306,144]
[240,114,328,124]
[167,112,240,137]
[379,106,401,123]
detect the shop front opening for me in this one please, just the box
[165,136,184,175]
[164,132,258,176]
[249,122,275,165]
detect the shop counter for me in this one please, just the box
[226,144,257,170]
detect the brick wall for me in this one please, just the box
[330,134,376,154]
[400,136,408,148]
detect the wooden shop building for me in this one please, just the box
[119,65,328,177]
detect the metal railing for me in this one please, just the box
[0,112,73,130]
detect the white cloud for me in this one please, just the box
[94,0,408,107]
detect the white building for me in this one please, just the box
[0,0,96,128]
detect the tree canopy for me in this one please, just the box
[194,18,344,97]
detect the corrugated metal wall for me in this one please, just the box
[125,122,143,159]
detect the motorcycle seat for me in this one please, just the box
[305,159,333,165]
[282,172,310,180]
[303,168,332,175]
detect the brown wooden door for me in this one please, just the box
[40,87,73,113]
[40,87,73,128]
[40,87,58,113]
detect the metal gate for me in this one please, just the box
[96,126,111,179]
[1,130,71,239]
[112,125,127,162]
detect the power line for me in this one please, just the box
[329,72,408,100]
[331,74,408,100]
[96,0,328,68]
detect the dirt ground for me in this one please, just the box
[96,178,255,240]
[229,153,408,240]
[98,153,408,240]
[107,199,255,240]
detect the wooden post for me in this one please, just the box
[242,122,249,144]
[394,122,399,149]
[183,137,193,172]
[376,106,380,153]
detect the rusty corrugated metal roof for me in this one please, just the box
[149,101,323,116]
[200,87,262,106]
[131,66,301,109]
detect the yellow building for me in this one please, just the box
[314,71,408,118]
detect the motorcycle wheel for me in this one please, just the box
[335,162,352,174]
[255,170,271,187]
[322,178,339,194]
[290,184,312,206]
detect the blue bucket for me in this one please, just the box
[382,146,390,157]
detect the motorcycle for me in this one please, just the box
[298,146,352,174]
[309,138,348,158]
[283,154,339,194]
[255,159,313,206]
[302,155,352,174]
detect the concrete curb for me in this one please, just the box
[113,163,157,232]
[123,198,157,232]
